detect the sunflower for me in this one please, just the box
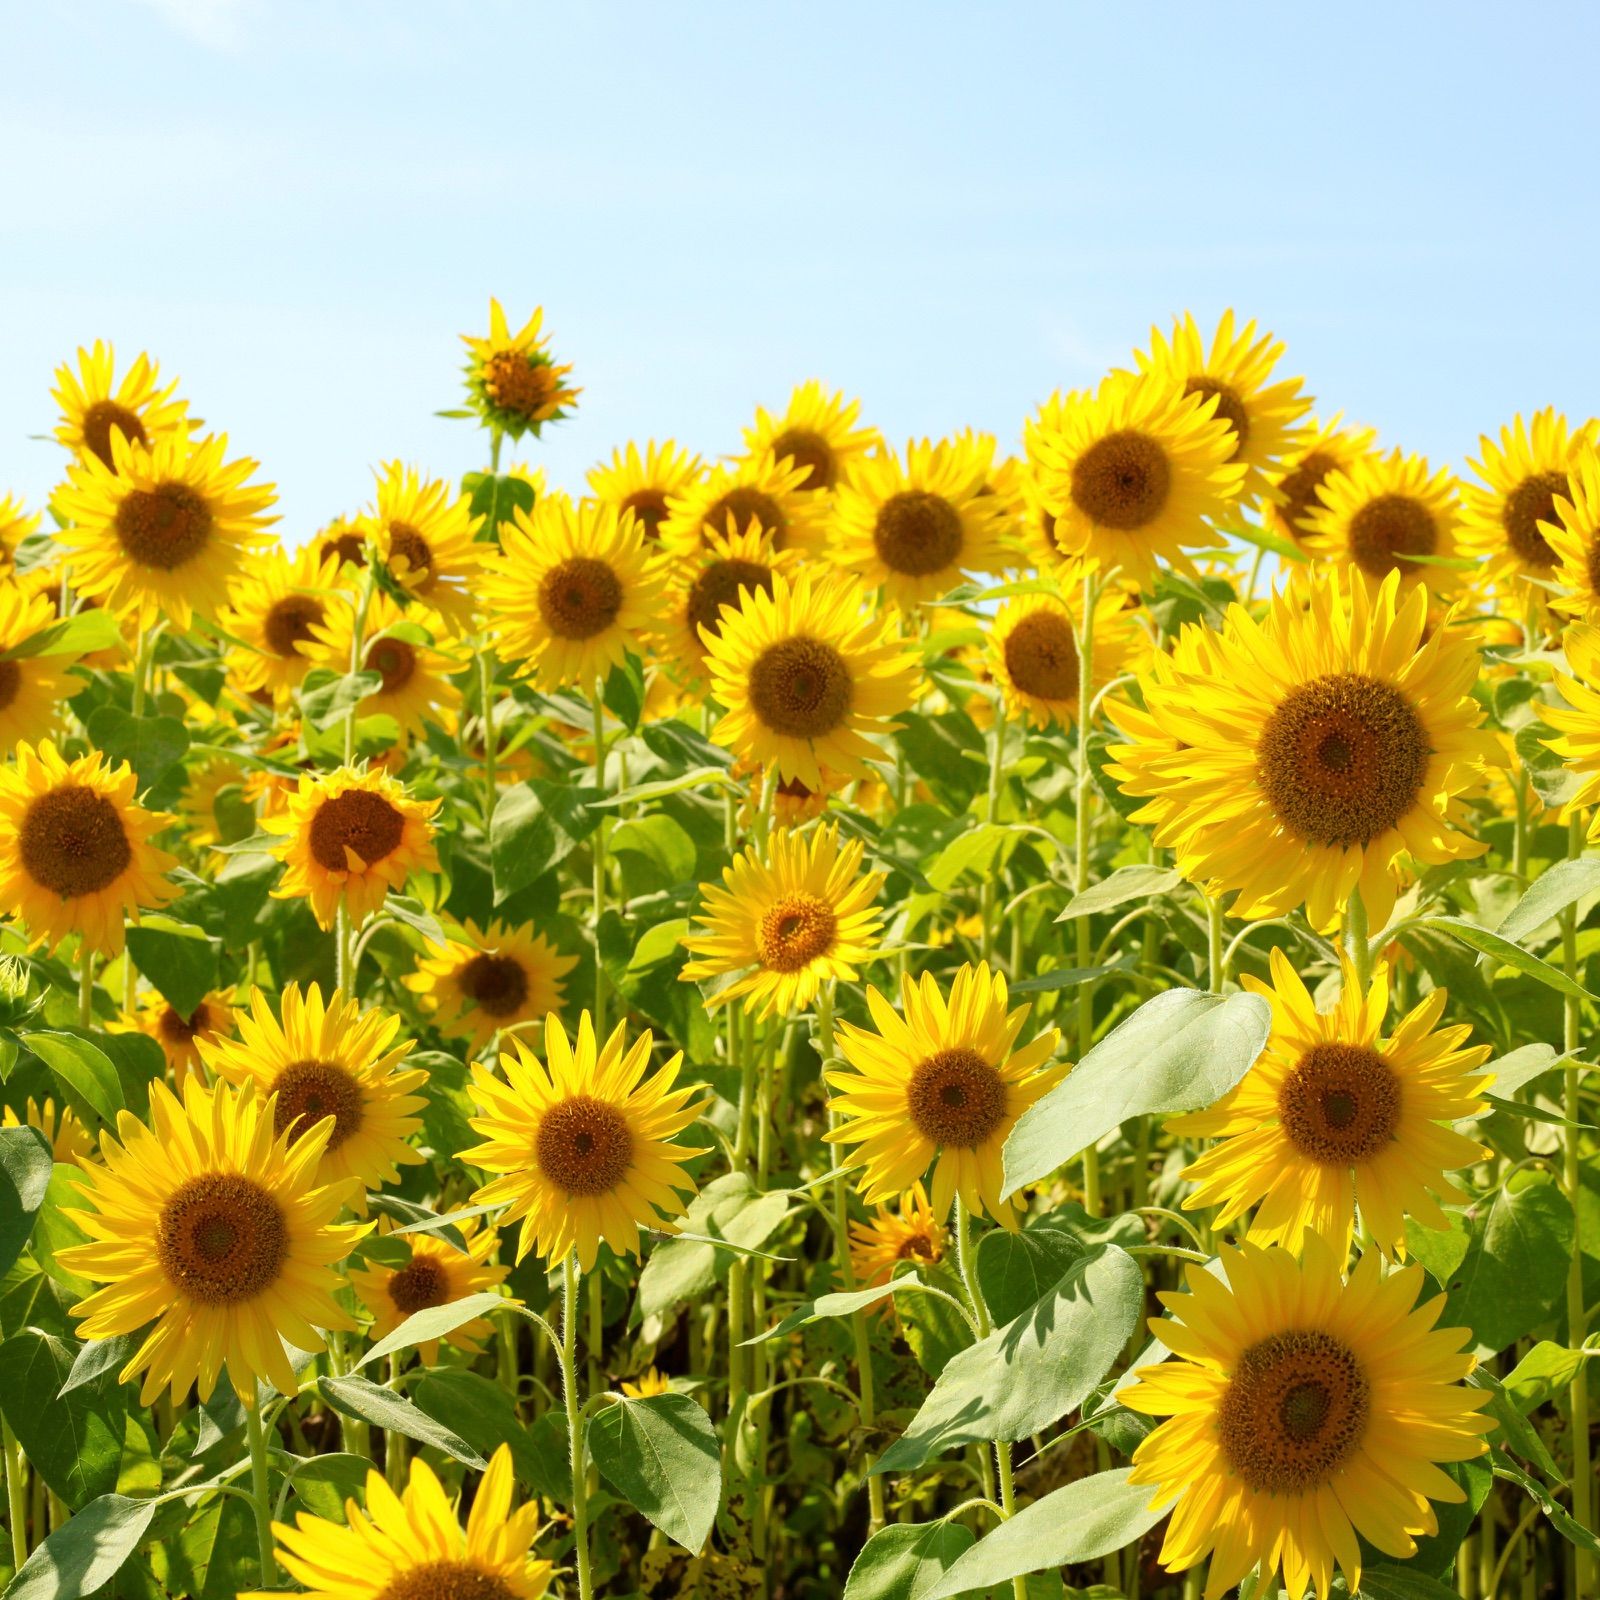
[347,1216,511,1362]
[682,824,886,1017]
[60,1077,362,1404]
[1541,623,1600,841]
[824,962,1063,1227]
[51,342,189,469]
[661,451,829,559]
[621,1367,673,1398]
[463,1011,703,1271]
[848,1182,946,1289]
[1106,568,1495,932]
[406,919,577,1054]
[304,591,464,745]
[265,765,440,930]
[0,582,85,754]
[177,755,252,850]
[587,439,703,545]
[1124,1236,1492,1600]
[1537,443,1600,622]
[132,988,235,1092]
[0,493,41,567]
[2,1096,94,1165]
[1130,310,1311,505]
[461,296,579,439]
[1025,372,1247,582]
[742,380,879,493]
[701,570,922,788]
[312,515,369,574]
[1172,948,1490,1258]
[1263,414,1380,546]
[200,984,427,1201]
[1301,448,1465,598]
[0,740,180,956]
[985,585,1138,732]
[479,494,664,689]
[222,543,337,704]
[53,430,277,630]
[832,436,1011,609]
[362,461,484,635]
[657,523,790,686]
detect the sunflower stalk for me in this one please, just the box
[979,693,1006,965]
[245,1402,278,1584]
[1074,567,1103,1214]
[591,676,610,1032]
[560,1251,596,1600]
[3,1417,27,1568]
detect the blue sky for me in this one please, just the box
[4,1,1598,539]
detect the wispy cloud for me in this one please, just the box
[129,0,253,52]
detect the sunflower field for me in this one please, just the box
[2,306,1599,1600]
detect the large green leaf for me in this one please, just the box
[0,1328,127,1507]
[412,1370,568,1500]
[635,1173,790,1323]
[844,1521,976,1600]
[0,1124,53,1278]
[1497,856,1600,945]
[18,1031,124,1125]
[124,916,221,1018]
[1055,864,1182,921]
[3,1491,157,1599]
[355,1291,506,1367]
[976,1226,1084,1327]
[318,1374,487,1467]
[1419,915,1593,1001]
[744,1275,922,1344]
[587,1393,721,1552]
[82,707,190,791]
[490,779,602,901]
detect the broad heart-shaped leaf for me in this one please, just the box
[976,1226,1084,1327]
[0,1124,53,1278]
[1055,863,1182,921]
[318,1374,487,1467]
[18,1030,124,1124]
[356,1291,507,1367]
[124,915,221,1018]
[587,1393,721,1552]
[1344,1568,1463,1599]
[1001,989,1271,1199]
[843,1520,975,1600]
[1497,856,1600,944]
[1418,915,1593,1001]
[412,1369,570,1502]
[3,1491,157,1599]
[743,1275,922,1344]
[923,1469,1167,1599]
[635,1173,791,1324]
[60,1334,138,1397]
[875,1244,1143,1474]
[0,1328,127,1507]
[490,778,602,902]
[82,707,190,790]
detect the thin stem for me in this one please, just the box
[343,568,377,767]
[385,1353,406,1491]
[560,1252,595,1600]
[3,1417,28,1569]
[477,644,499,827]
[78,944,94,1030]
[1346,885,1372,993]
[1205,895,1226,993]
[591,679,609,1031]
[1074,568,1102,1214]
[980,694,1006,964]
[245,1403,277,1584]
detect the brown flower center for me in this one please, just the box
[537,557,624,641]
[1256,673,1430,848]
[307,788,407,872]
[456,952,530,1019]
[1070,430,1172,530]
[379,1563,519,1600]
[705,487,786,545]
[1503,470,1566,569]
[1279,1041,1402,1164]
[1276,449,1339,535]
[19,786,133,898]
[159,1002,212,1045]
[895,1231,939,1262]
[386,522,434,580]
[621,489,671,541]
[1185,377,1251,459]
[747,637,853,738]
[907,1048,1008,1148]
[113,481,214,570]
[387,1255,450,1316]
[755,891,838,973]
[80,400,150,468]
[873,491,964,578]
[1347,494,1437,579]
[1002,610,1079,702]
[771,427,836,490]
[157,1172,288,1305]
[484,351,561,420]
[320,531,367,569]
[1218,1330,1370,1494]
[687,558,773,642]
[535,1094,634,1196]
[264,596,325,660]
[271,1059,365,1150]
[0,659,20,713]
[365,636,417,694]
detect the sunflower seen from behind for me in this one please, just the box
[463,1010,703,1271]
[1173,947,1491,1258]
[743,379,879,493]
[52,341,189,469]
[1263,414,1379,546]
[60,1076,363,1404]
[363,461,483,635]
[406,918,577,1053]
[461,295,579,440]
[0,581,89,754]
[587,438,702,544]
[682,823,886,1018]
[2,1096,94,1166]
[1124,1236,1492,1600]
[825,962,1063,1227]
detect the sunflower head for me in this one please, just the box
[0,582,90,755]
[1263,414,1380,544]
[52,342,190,469]
[587,439,703,544]
[461,297,579,439]
[133,988,236,1091]
[361,461,484,636]
[986,585,1139,732]
[848,1182,947,1290]
[661,452,829,560]
[222,542,337,703]
[658,522,792,687]
[741,380,880,493]
[406,918,577,1053]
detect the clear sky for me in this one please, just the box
[4,1,1598,540]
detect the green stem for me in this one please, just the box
[3,1418,28,1569]
[1346,885,1372,993]
[245,1403,277,1584]
[980,695,1006,964]
[78,944,94,1030]
[1074,568,1102,1214]
[560,1252,595,1600]
[385,1353,406,1491]
[591,679,609,1031]
[343,569,377,767]
[477,644,499,827]
[1205,895,1226,993]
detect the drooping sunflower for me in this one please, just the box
[347,1215,511,1362]
[825,962,1063,1227]
[701,570,922,788]
[1124,1236,1492,1600]
[479,494,664,689]
[848,1181,947,1289]
[221,543,337,704]
[265,765,440,929]
[1130,309,1311,505]
[1301,448,1465,598]
[52,342,189,469]
[53,430,277,630]
[463,1011,703,1271]
[657,523,790,686]
[132,988,235,1092]
[1172,948,1491,1258]
[461,296,579,439]
[362,461,484,635]
[661,451,829,559]
[742,379,879,493]
[1107,568,1495,932]
[2,1096,95,1165]
[985,585,1138,732]
[832,436,1011,608]
[1025,372,1247,582]
[682,823,886,1017]
[200,984,427,1201]
[406,919,577,1053]
[1,493,41,568]
[251,1445,551,1600]
[60,1077,363,1404]
[0,740,180,955]
[1263,414,1380,546]
[1546,448,1600,622]
[1460,408,1596,592]
[587,439,703,544]
[0,582,86,754]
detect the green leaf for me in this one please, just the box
[1005,965,1113,995]
[1484,1043,1563,1098]
[743,1275,922,1344]
[317,1375,487,1467]
[59,1335,137,1397]
[1504,1338,1600,1413]
[926,824,1015,892]
[636,1173,790,1324]
[19,1031,124,1124]
[356,1291,506,1367]
[875,1245,1143,1473]
[976,1227,1084,1327]
[30,1164,94,1294]
[590,767,733,808]
[298,669,384,729]
[1418,915,1594,1001]
[628,919,690,974]
[490,779,602,902]
[1343,1568,1462,1599]
[1002,989,1270,1198]
[923,1469,1166,1598]
[843,1521,976,1600]
[1497,856,1600,944]
[0,609,122,661]
[0,1328,127,1507]
[587,1393,721,1552]
[124,917,221,1018]
[1055,864,1182,921]
[2,1492,157,1599]
[0,1124,53,1278]
[82,708,190,791]
[279,1452,371,1522]
[609,813,697,887]
[1469,1367,1564,1481]
[412,1370,567,1501]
